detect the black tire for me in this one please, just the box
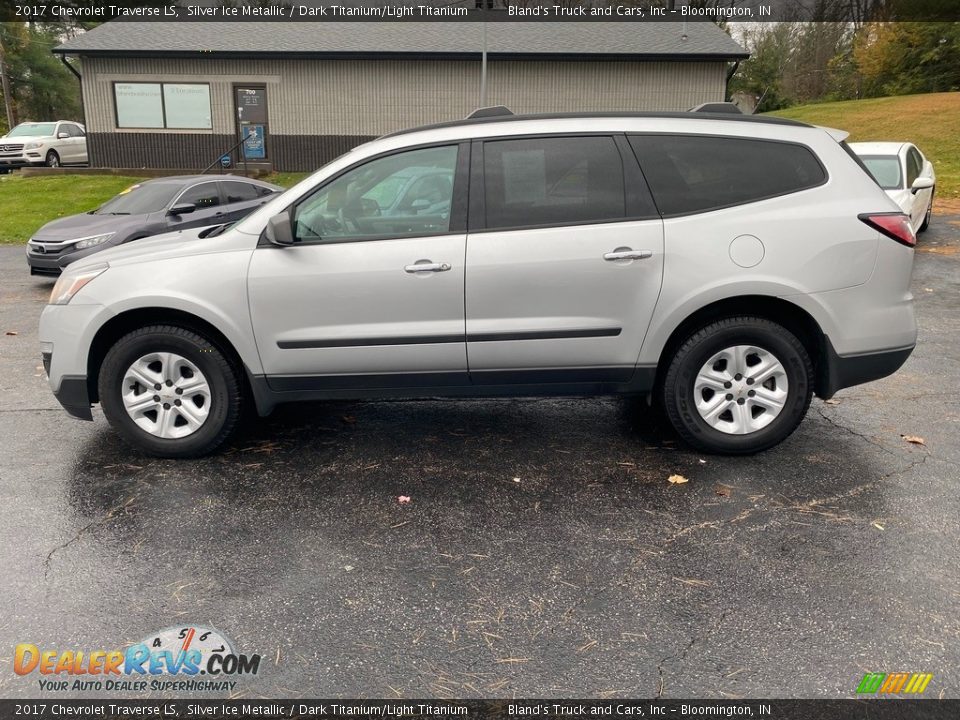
[45,150,60,168]
[918,188,933,233]
[98,325,242,458]
[661,317,813,455]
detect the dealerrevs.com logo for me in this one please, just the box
[14,625,261,693]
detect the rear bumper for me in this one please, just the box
[818,340,914,399]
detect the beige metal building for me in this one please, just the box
[54,21,748,172]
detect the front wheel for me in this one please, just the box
[99,326,242,458]
[45,150,60,168]
[919,189,934,233]
[661,317,813,454]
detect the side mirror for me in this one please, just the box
[168,203,196,216]
[57,132,70,140]
[410,198,430,210]
[264,209,296,246]
[910,177,934,195]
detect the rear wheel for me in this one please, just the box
[45,150,60,168]
[661,317,813,454]
[98,326,242,458]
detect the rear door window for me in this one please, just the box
[481,136,626,230]
[222,181,261,204]
[906,147,922,186]
[629,135,826,216]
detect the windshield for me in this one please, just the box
[7,122,56,138]
[94,183,180,215]
[859,156,902,190]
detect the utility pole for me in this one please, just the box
[0,31,16,130]
[479,16,488,107]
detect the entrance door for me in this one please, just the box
[234,86,268,163]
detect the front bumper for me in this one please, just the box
[818,339,914,399]
[0,154,42,168]
[51,370,93,421]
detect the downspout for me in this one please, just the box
[58,53,86,128]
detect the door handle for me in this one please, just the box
[603,248,652,261]
[404,261,451,273]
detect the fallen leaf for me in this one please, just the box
[698,458,707,464]
[715,485,731,497]
[872,522,885,531]
[5,331,17,336]
[667,474,688,485]
[824,398,841,405]
[512,477,521,483]
[397,495,411,504]
[901,435,925,446]
[341,415,357,425]
[344,565,354,572]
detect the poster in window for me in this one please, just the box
[163,84,212,129]
[115,83,163,128]
[242,125,266,160]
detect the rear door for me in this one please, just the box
[221,180,274,222]
[464,135,664,384]
[905,146,930,229]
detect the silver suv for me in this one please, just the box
[38,111,917,457]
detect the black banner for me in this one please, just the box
[1,0,960,24]
[1,700,959,720]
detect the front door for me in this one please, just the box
[165,181,227,229]
[234,86,268,163]
[465,135,664,383]
[248,143,469,389]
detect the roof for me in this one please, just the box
[384,110,809,138]
[55,21,748,60]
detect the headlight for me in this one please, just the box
[23,141,43,150]
[49,263,109,305]
[73,232,115,249]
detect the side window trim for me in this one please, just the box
[283,140,469,246]
[627,132,829,218]
[469,132,654,234]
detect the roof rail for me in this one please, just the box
[689,102,743,114]
[467,106,514,119]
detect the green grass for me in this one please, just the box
[768,92,960,200]
[0,174,147,244]
[265,171,311,188]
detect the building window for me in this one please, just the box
[114,82,212,129]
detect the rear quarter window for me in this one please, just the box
[629,134,827,217]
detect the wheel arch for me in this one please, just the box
[86,307,253,405]
[654,295,831,397]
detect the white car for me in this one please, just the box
[0,120,88,171]
[849,142,935,233]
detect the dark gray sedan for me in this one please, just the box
[26,175,282,275]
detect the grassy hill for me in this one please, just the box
[768,92,960,202]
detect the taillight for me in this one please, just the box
[859,212,916,248]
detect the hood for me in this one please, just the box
[0,134,51,143]
[66,226,255,273]
[31,212,147,241]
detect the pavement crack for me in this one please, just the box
[815,407,898,456]
[43,496,136,579]
[656,608,731,698]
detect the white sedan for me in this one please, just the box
[850,142,935,233]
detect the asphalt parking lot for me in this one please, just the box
[1,218,958,700]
